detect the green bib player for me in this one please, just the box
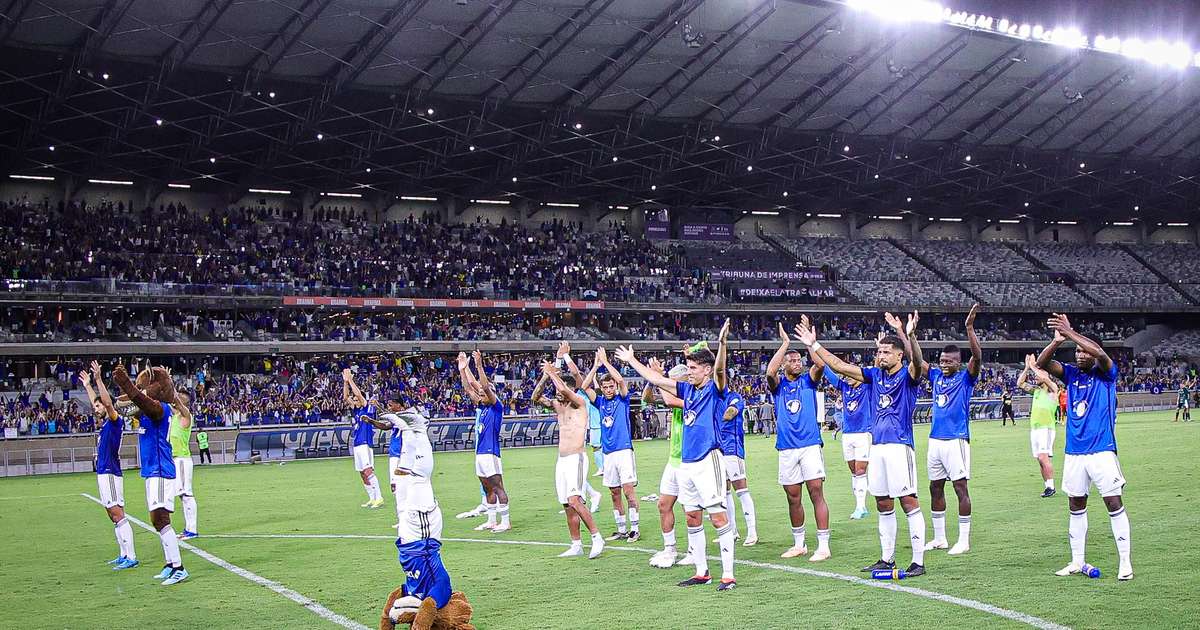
[170,393,200,538]
[1017,355,1060,498]
[644,361,694,569]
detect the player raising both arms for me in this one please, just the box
[458,351,511,533]
[1017,354,1059,498]
[796,312,928,578]
[768,321,830,561]
[922,304,982,556]
[1036,313,1133,581]
[617,319,738,592]
[585,347,640,542]
[344,368,384,509]
[170,392,200,539]
[824,337,877,521]
[533,363,605,559]
[80,361,138,570]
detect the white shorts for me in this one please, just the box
[145,476,175,512]
[475,453,503,478]
[1063,452,1125,498]
[1030,428,1056,457]
[842,432,871,462]
[867,443,919,498]
[353,444,375,472]
[97,473,125,508]
[172,457,195,496]
[678,450,727,510]
[926,438,971,482]
[602,448,638,488]
[397,505,444,545]
[659,463,681,497]
[388,456,402,486]
[555,452,588,505]
[777,445,826,486]
[722,454,747,483]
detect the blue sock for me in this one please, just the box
[594,450,604,471]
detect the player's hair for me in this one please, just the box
[940,344,962,357]
[686,348,716,367]
[878,335,904,351]
[784,349,803,357]
[597,372,616,384]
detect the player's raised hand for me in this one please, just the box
[341,367,352,382]
[875,331,887,347]
[1047,313,1073,335]
[648,356,664,374]
[883,311,903,333]
[78,370,91,386]
[614,346,636,363]
[1024,353,1037,369]
[540,360,556,375]
[792,317,817,347]
[556,341,570,359]
[905,311,920,336]
[456,352,469,369]
[718,318,731,342]
[596,346,609,364]
[472,349,483,364]
[965,303,980,328]
[777,322,789,342]
[90,360,102,376]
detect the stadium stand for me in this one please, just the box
[961,282,1093,308]
[902,240,1040,282]
[1078,283,1192,307]
[778,236,938,281]
[1021,243,1159,283]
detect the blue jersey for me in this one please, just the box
[824,367,874,434]
[475,400,503,456]
[772,373,824,450]
[929,367,977,441]
[675,380,722,463]
[395,538,452,609]
[718,391,746,458]
[352,404,376,447]
[137,402,176,479]
[95,416,123,477]
[862,364,920,447]
[389,426,404,458]
[596,393,633,454]
[1062,361,1119,455]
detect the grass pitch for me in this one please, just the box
[1,411,1196,630]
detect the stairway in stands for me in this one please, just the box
[886,238,985,306]
[1115,243,1200,306]
[756,228,859,304]
[1002,242,1099,306]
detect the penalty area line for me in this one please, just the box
[80,494,371,630]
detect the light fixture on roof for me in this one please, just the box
[469,145,476,151]
[9,174,55,181]
[155,119,163,126]
[248,188,291,195]
[1111,221,1134,226]
[1079,162,1086,169]
[473,199,510,205]
[1056,220,1078,225]
[512,176,518,182]
[400,196,438,202]
[1167,222,1190,227]
[426,108,434,116]
[843,145,851,153]
[998,219,1021,224]
[365,168,372,173]
[1024,202,1030,207]
[906,197,912,203]
[612,156,618,162]
[316,133,324,140]
[167,183,191,189]
[938,217,963,222]
[322,192,362,198]
[712,135,720,142]
[816,213,842,218]
[1134,205,1140,211]
[88,179,133,186]
[101,73,109,80]
[545,202,580,208]
[269,91,276,99]
[746,165,753,172]
[615,205,629,210]
[965,155,972,162]
[873,174,879,179]
[48,145,55,151]
[574,123,583,130]
[877,215,904,220]
[782,191,789,197]
[209,157,216,163]
[681,22,705,48]
[751,210,779,216]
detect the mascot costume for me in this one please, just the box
[378,403,475,630]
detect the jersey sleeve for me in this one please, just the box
[860,366,880,385]
[822,366,843,388]
[1098,361,1119,382]
[675,381,692,400]
[1061,363,1079,385]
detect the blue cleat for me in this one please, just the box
[113,558,140,571]
[107,555,126,565]
[152,566,173,580]
[179,530,198,540]
[850,508,869,520]
[161,568,189,586]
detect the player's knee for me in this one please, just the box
[1102,495,1123,511]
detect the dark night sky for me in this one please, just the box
[947,0,1200,46]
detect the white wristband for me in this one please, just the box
[810,342,823,353]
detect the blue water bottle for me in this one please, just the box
[872,569,907,580]
[1081,563,1101,578]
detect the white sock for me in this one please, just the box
[568,537,582,548]
[182,495,198,533]
[486,502,498,526]
[118,518,136,560]
[817,528,830,553]
[113,520,127,558]
[907,508,926,565]
[395,496,404,522]
[931,510,946,541]
[687,526,708,577]
[584,481,598,497]
[629,508,639,533]
[498,503,510,526]
[1109,507,1131,565]
[1069,508,1088,566]
[1045,478,1055,490]
[791,525,806,549]
[716,521,736,580]
[724,492,737,536]
[958,514,971,546]
[158,525,182,568]
[663,527,677,551]
[736,489,757,538]
[852,474,867,511]
[878,510,896,563]
[614,511,627,534]
[363,482,374,500]
[367,475,381,501]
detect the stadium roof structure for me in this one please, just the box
[2,0,1199,223]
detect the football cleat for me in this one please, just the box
[490,523,511,534]
[924,539,949,551]
[717,579,737,592]
[904,563,926,578]
[675,553,694,566]
[649,550,677,568]
[780,545,808,559]
[1054,563,1082,576]
[948,541,969,556]
[625,531,641,543]
[152,566,174,580]
[1041,488,1057,498]
[588,539,605,559]
[606,531,628,541]
[161,568,189,586]
[850,508,869,520]
[809,549,831,562]
[742,534,758,547]
[473,522,496,531]
[862,559,895,573]
[179,530,198,540]
[557,545,583,558]
[361,500,374,508]
[368,499,385,509]
[107,556,125,566]
[113,558,139,571]
[677,574,712,587]
[1118,561,1134,581]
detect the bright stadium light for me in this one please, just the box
[615,205,630,210]
[167,183,191,189]
[545,202,580,208]
[1167,222,1190,227]
[473,199,511,205]
[816,213,842,218]
[849,0,943,23]
[1111,221,1134,226]
[400,196,438,202]
[87,178,133,185]
[9,174,55,181]
[876,215,904,220]
[998,219,1021,224]
[1056,220,1078,225]
[751,210,780,216]
[248,188,291,195]
[322,192,362,198]
[938,217,963,222]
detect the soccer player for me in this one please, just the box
[196,429,211,464]
[644,360,694,569]
[555,343,603,512]
[616,318,738,592]
[1036,313,1133,581]
[1175,378,1192,422]
[170,392,200,539]
[718,385,758,547]
[113,363,188,585]
[367,395,412,526]
[344,368,384,509]
[458,351,510,533]
[1001,389,1016,426]
[1017,354,1059,498]
[585,347,639,542]
[1057,387,1067,425]
[922,304,981,556]
[79,361,138,570]
[824,340,876,521]
[532,363,605,559]
[796,312,928,578]
[768,321,830,561]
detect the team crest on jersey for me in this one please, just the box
[936,394,948,407]
[878,394,893,409]
[847,400,858,412]
[405,569,421,580]
[786,399,802,414]
[602,415,614,428]
[1074,400,1088,417]
[683,410,698,426]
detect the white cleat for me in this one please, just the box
[491,523,512,534]
[456,506,486,519]
[1055,563,1082,576]
[948,541,970,556]
[558,545,583,558]
[742,534,758,547]
[780,545,808,559]
[589,539,605,559]
[676,553,694,566]
[1118,561,1134,581]
[649,550,677,568]
[924,539,949,551]
[589,489,602,513]
[473,522,496,531]
[809,548,831,563]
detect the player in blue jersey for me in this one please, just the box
[1036,313,1133,581]
[768,321,830,561]
[921,304,982,556]
[585,347,640,542]
[344,368,384,509]
[113,363,188,585]
[617,319,739,592]
[824,339,877,521]
[798,312,928,578]
[80,361,138,570]
[458,351,511,533]
[718,386,758,547]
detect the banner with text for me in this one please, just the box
[713,268,826,282]
[680,223,734,242]
[646,208,671,240]
[284,296,604,310]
